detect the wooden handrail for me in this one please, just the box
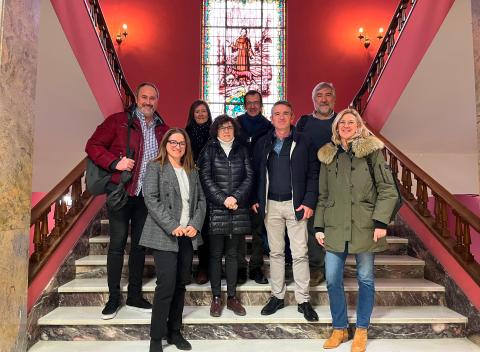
[85,0,135,108]
[372,128,480,285]
[31,159,87,225]
[352,0,417,113]
[29,158,94,280]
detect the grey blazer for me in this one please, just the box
[140,161,206,252]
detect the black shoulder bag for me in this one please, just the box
[86,113,133,198]
[105,116,134,211]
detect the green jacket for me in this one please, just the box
[314,136,398,253]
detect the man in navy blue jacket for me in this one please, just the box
[251,100,320,322]
[295,82,337,286]
[235,90,272,285]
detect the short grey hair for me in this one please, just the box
[136,82,159,99]
[311,82,336,102]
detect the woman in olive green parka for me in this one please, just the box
[314,108,399,352]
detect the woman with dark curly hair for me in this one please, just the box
[198,114,253,317]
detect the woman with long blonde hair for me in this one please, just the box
[314,109,399,352]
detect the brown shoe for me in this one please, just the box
[195,269,208,285]
[351,328,367,352]
[323,328,348,349]
[309,270,325,287]
[210,296,223,317]
[227,296,246,316]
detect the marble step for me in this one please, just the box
[37,305,467,340]
[28,338,480,352]
[88,234,408,256]
[58,278,445,307]
[75,254,425,279]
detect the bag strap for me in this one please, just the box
[126,112,134,159]
[366,153,375,185]
[296,115,308,132]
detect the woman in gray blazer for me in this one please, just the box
[140,128,206,352]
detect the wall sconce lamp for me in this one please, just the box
[357,27,384,49]
[116,23,128,45]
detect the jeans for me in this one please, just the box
[107,196,148,300]
[150,237,193,339]
[325,244,375,329]
[209,234,241,297]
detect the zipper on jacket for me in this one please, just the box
[228,158,233,236]
[289,141,296,217]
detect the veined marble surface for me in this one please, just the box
[29,338,480,352]
[38,305,467,325]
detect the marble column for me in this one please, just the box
[0,0,40,350]
[472,0,480,189]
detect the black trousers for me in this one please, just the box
[196,210,210,272]
[107,195,147,300]
[307,215,325,272]
[209,234,242,297]
[238,210,265,271]
[150,237,193,340]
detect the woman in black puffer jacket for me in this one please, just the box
[198,114,253,318]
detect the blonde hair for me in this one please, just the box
[331,108,372,145]
[155,128,195,173]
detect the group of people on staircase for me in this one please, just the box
[85,81,399,352]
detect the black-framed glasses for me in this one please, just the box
[218,125,234,132]
[167,140,186,148]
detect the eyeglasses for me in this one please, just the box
[338,121,357,126]
[218,125,234,132]
[167,140,186,148]
[245,101,261,106]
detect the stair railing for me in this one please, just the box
[86,0,135,107]
[374,130,480,285]
[352,0,417,114]
[29,159,92,280]
[29,0,134,282]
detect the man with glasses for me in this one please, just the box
[86,82,169,319]
[235,90,272,285]
[295,82,337,286]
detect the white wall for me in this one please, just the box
[381,0,479,194]
[32,0,104,192]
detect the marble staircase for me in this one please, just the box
[28,218,480,351]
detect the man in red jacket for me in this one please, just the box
[86,82,169,320]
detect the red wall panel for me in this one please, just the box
[100,0,202,126]
[287,0,398,116]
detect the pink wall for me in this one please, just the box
[362,0,455,131]
[51,0,124,118]
[100,0,397,125]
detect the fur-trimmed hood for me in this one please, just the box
[317,135,384,165]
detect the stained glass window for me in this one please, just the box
[202,0,285,118]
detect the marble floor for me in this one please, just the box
[29,338,480,352]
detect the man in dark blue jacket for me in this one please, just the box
[295,82,337,286]
[235,90,271,285]
[251,100,320,322]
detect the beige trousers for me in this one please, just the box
[264,199,310,303]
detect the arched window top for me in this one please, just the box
[202,0,286,118]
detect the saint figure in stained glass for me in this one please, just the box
[202,0,285,118]
[229,27,254,73]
